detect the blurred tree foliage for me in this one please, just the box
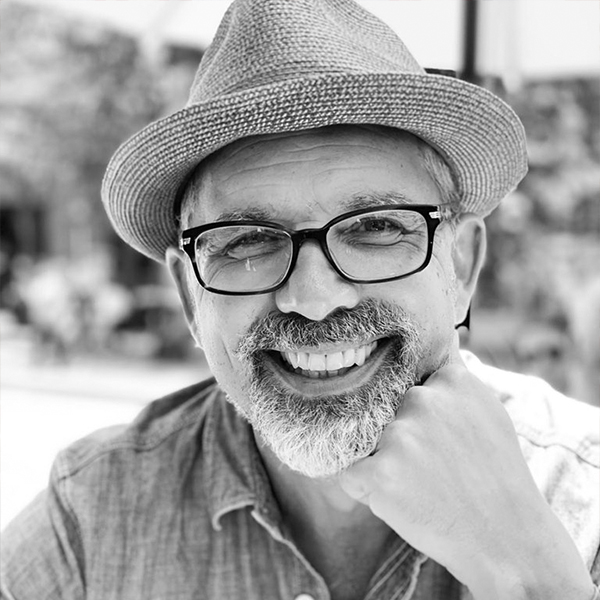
[479,79,600,313]
[474,79,600,401]
[0,1,163,244]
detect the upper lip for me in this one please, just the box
[266,337,385,354]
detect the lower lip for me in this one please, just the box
[260,340,392,398]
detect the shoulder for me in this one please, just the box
[45,377,238,516]
[1,378,230,599]
[463,350,600,572]
[462,350,599,466]
[54,377,222,480]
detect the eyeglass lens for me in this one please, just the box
[196,225,293,292]
[194,209,430,292]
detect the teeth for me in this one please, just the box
[280,341,378,376]
[355,346,366,366]
[290,353,300,369]
[297,352,309,370]
[325,352,345,371]
[343,348,355,365]
[308,353,326,371]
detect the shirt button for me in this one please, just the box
[294,595,315,600]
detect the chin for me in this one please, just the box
[241,336,420,478]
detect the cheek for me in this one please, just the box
[410,278,454,336]
[369,259,457,365]
[196,294,270,393]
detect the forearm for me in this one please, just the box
[464,510,597,600]
[468,568,597,600]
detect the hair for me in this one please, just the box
[178,125,461,231]
[416,140,461,226]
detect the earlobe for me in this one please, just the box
[165,246,203,348]
[451,214,486,325]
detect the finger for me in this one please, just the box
[447,342,464,367]
[420,352,469,389]
[414,347,464,387]
[338,459,375,504]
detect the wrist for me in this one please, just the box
[461,535,596,600]
[467,568,596,600]
[449,493,595,600]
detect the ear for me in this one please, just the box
[165,246,204,348]
[450,214,486,326]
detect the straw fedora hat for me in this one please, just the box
[102,0,528,263]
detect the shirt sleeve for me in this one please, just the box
[0,462,85,600]
[592,545,600,595]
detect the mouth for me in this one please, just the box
[258,338,394,396]
[277,340,379,379]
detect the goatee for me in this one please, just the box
[234,299,422,478]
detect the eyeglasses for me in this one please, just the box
[179,204,448,295]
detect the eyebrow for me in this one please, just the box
[212,192,414,223]
[214,207,273,222]
[342,191,412,211]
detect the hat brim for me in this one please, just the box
[102,72,528,262]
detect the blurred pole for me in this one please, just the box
[461,0,479,84]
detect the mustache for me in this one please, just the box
[236,299,419,358]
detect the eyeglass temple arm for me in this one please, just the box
[454,304,471,330]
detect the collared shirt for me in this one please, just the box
[2,352,599,600]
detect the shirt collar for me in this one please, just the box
[198,383,433,595]
[202,388,282,531]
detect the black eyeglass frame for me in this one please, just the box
[179,204,449,296]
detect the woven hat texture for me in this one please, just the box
[102,0,528,262]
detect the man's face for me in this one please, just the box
[173,126,465,478]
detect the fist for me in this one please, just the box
[339,363,570,596]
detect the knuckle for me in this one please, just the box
[372,453,400,492]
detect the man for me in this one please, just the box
[2,0,599,598]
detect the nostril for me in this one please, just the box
[274,242,360,319]
[275,293,359,321]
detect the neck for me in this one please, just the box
[255,431,391,543]
[256,434,394,599]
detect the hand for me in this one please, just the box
[339,361,595,599]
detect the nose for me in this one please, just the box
[275,240,360,320]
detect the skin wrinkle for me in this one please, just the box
[207,139,390,187]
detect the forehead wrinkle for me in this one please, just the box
[213,132,409,179]
[216,155,357,186]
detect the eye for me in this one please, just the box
[229,230,287,258]
[339,215,411,245]
[356,217,405,233]
[201,227,289,261]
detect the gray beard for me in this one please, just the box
[234,299,422,478]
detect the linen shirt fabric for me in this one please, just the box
[2,351,599,600]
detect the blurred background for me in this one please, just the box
[1,0,599,528]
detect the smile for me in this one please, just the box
[258,337,392,398]
[279,341,378,378]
